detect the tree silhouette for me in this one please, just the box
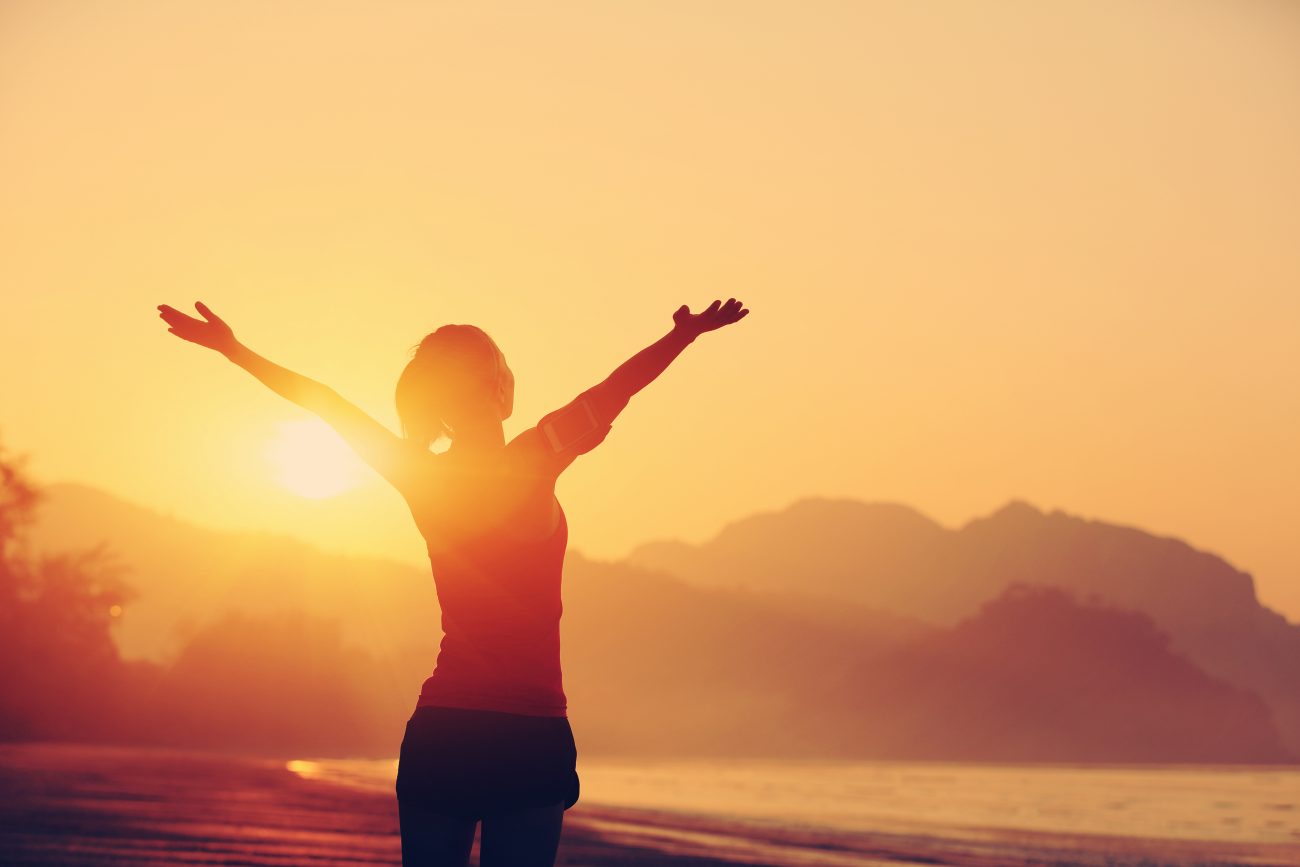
[0,437,135,739]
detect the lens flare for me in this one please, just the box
[264,418,364,499]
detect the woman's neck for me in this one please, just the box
[445,421,506,457]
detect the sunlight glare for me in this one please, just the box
[264,418,364,499]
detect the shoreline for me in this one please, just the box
[1,742,1295,867]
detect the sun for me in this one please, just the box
[264,418,365,499]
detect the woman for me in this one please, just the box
[155,297,750,866]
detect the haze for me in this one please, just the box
[2,1,1297,618]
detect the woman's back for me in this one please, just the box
[406,430,572,718]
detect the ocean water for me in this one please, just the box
[286,755,1300,850]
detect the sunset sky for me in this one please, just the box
[2,1,1297,619]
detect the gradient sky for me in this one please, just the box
[3,1,1298,618]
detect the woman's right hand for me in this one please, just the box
[157,301,238,355]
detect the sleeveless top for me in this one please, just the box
[410,439,571,718]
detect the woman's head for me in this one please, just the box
[396,324,515,450]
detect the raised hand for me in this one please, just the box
[672,298,749,338]
[157,301,238,355]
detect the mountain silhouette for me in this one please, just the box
[629,496,1300,757]
[26,482,438,663]
[561,555,933,756]
[23,483,1296,762]
[786,583,1291,763]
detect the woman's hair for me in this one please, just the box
[396,324,504,450]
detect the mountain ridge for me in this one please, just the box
[627,494,1300,757]
[22,481,1297,762]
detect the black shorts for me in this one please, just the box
[395,705,580,820]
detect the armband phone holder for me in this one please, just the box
[541,397,601,453]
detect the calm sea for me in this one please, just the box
[286,756,1300,863]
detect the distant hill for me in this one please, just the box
[629,496,1300,757]
[23,483,1295,762]
[26,482,439,664]
[561,555,932,756]
[784,583,1291,763]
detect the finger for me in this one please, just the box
[194,301,220,323]
[705,299,722,314]
[719,303,746,323]
[159,309,198,326]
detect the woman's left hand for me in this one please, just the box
[672,298,749,338]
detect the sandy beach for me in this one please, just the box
[0,742,1294,867]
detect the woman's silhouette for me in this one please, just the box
[156,298,749,866]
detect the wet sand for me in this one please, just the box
[0,742,1292,867]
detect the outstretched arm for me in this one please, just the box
[586,298,750,424]
[535,298,749,475]
[157,302,428,496]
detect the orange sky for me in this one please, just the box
[2,1,1297,619]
